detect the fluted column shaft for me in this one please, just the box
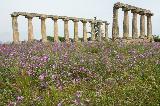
[104,22,109,40]
[63,18,69,42]
[73,19,79,42]
[27,17,34,42]
[112,7,119,40]
[140,14,145,38]
[90,21,96,41]
[52,16,59,42]
[147,15,152,38]
[81,19,87,42]
[12,16,19,44]
[40,16,47,42]
[123,9,129,39]
[132,11,138,39]
[97,22,103,41]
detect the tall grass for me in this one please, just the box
[0,41,160,105]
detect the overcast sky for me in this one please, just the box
[0,0,160,42]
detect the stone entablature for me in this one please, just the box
[114,2,154,15]
[11,12,109,43]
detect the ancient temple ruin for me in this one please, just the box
[112,2,154,42]
[11,12,109,44]
[11,2,154,44]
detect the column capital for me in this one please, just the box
[51,15,59,20]
[113,6,119,10]
[138,9,149,15]
[72,18,79,22]
[11,12,19,17]
[138,11,145,15]
[80,19,87,23]
[63,17,69,21]
[89,19,96,24]
[103,21,110,25]
[146,13,154,17]
[25,14,34,19]
[114,2,121,9]
[96,20,103,25]
[39,15,47,20]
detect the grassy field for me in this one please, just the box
[0,41,160,106]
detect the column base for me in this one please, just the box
[122,37,132,40]
[148,36,154,42]
[132,36,139,39]
[42,39,48,42]
[13,41,20,44]
[139,36,145,39]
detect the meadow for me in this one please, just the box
[0,41,160,106]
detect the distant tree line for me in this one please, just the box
[47,36,92,42]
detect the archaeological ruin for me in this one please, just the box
[11,12,109,44]
[11,2,154,44]
[112,2,154,42]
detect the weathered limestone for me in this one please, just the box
[97,21,103,41]
[52,16,59,42]
[122,8,130,39]
[131,10,138,39]
[146,13,153,40]
[73,18,79,42]
[112,2,154,42]
[81,19,88,42]
[11,14,19,44]
[63,17,70,42]
[25,15,34,42]
[103,21,109,40]
[11,12,109,43]
[39,15,47,42]
[89,20,96,41]
[112,7,119,40]
[139,12,146,38]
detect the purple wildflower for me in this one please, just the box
[17,96,24,101]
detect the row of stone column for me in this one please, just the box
[112,2,154,40]
[11,12,109,44]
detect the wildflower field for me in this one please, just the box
[0,41,160,106]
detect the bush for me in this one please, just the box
[47,36,65,42]
[153,35,160,42]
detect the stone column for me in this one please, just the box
[26,15,34,42]
[52,16,59,42]
[146,13,153,40]
[131,10,138,39]
[11,14,19,44]
[103,21,109,40]
[97,21,103,42]
[81,19,88,42]
[89,20,96,41]
[63,17,70,42]
[112,7,119,40]
[73,18,79,42]
[139,12,146,38]
[39,15,47,42]
[122,8,130,39]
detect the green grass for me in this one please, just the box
[0,41,160,105]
